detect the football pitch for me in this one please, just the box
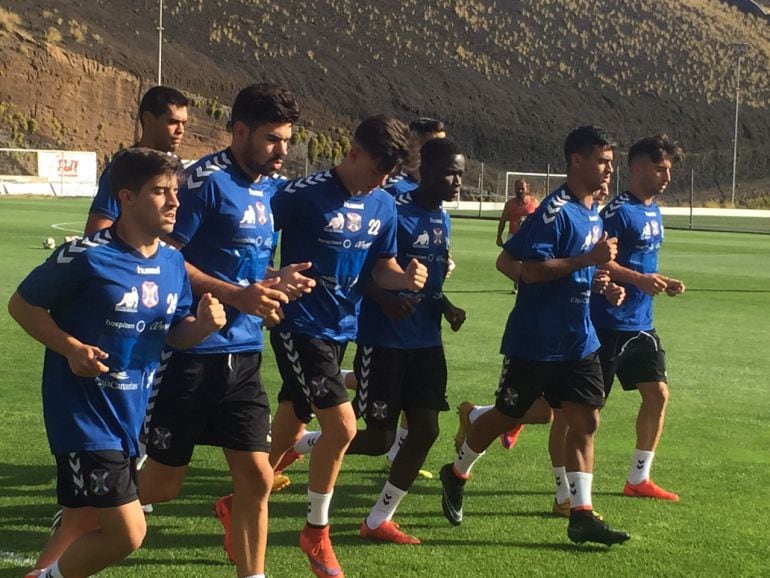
[1,197,768,577]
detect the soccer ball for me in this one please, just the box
[43,237,56,250]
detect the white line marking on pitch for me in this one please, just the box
[52,221,85,233]
[0,550,36,566]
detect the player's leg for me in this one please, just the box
[31,507,99,572]
[558,354,630,545]
[617,331,678,500]
[223,449,272,576]
[52,501,146,577]
[548,408,571,516]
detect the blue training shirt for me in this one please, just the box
[357,191,451,349]
[271,169,398,342]
[171,148,278,354]
[17,229,192,456]
[88,154,123,221]
[501,186,602,362]
[591,192,663,331]
[383,170,419,196]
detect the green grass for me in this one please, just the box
[1,198,769,577]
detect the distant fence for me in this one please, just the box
[445,201,770,235]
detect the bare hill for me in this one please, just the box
[1,0,770,205]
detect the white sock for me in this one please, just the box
[365,481,407,529]
[566,471,593,511]
[386,426,408,463]
[453,440,485,478]
[628,449,655,485]
[307,489,333,526]
[468,404,494,424]
[294,430,322,455]
[43,562,64,578]
[553,466,570,504]
[340,369,354,383]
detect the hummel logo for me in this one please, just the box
[636,459,645,470]
[569,482,577,496]
[383,493,392,506]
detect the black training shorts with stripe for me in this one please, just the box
[597,328,667,397]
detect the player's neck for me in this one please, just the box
[629,186,655,205]
[412,187,440,211]
[115,220,160,258]
[564,178,595,209]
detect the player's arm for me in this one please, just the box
[162,235,288,325]
[364,278,419,321]
[496,202,509,246]
[441,293,465,332]
[7,291,109,377]
[496,250,522,283]
[371,256,427,292]
[600,260,668,296]
[165,292,227,349]
[84,213,114,236]
[521,233,618,284]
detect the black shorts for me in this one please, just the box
[272,331,349,424]
[352,345,450,430]
[494,353,605,418]
[597,329,667,397]
[146,351,271,467]
[55,450,138,509]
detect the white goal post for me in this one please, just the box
[503,170,567,201]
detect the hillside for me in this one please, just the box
[1,0,770,205]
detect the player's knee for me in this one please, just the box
[641,382,669,409]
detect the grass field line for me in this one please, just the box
[51,221,85,233]
[0,551,35,566]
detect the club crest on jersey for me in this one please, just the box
[581,225,602,251]
[413,230,430,247]
[166,292,178,315]
[115,287,139,312]
[345,212,362,233]
[240,205,257,227]
[141,281,159,309]
[324,212,345,233]
[255,202,268,225]
[432,227,444,245]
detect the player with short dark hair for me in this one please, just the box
[383,117,447,196]
[592,133,685,501]
[266,114,426,577]
[85,86,189,234]
[439,126,631,546]
[137,83,310,578]
[12,148,225,578]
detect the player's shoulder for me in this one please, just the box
[601,191,634,219]
[278,169,334,194]
[183,149,235,191]
[52,228,115,266]
[539,187,573,225]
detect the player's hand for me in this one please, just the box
[665,278,686,296]
[196,292,227,332]
[273,262,316,301]
[234,277,289,321]
[604,282,626,306]
[592,269,611,294]
[378,292,420,321]
[405,258,428,291]
[443,304,466,332]
[445,257,456,279]
[67,343,109,377]
[496,237,503,247]
[638,273,669,296]
[588,233,618,265]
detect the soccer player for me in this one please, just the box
[84,86,189,235]
[137,83,310,578]
[268,115,427,577]
[11,148,226,578]
[438,126,631,546]
[383,117,447,196]
[496,179,539,247]
[592,133,685,500]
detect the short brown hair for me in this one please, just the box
[109,148,182,200]
[628,134,684,165]
[353,115,410,173]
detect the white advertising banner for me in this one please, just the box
[37,151,97,197]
